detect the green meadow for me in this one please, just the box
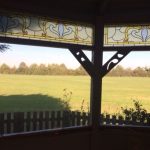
[0,74,150,113]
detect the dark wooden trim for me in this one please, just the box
[0,126,91,139]
[104,11,150,25]
[100,0,110,14]
[0,37,92,50]
[90,16,104,149]
[103,46,150,51]
[90,16,104,128]
[99,125,150,134]
[69,48,95,76]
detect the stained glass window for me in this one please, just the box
[0,12,93,46]
[104,25,150,46]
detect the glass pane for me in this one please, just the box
[0,12,93,46]
[0,43,90,135]
[101,51,150,127]
[104,25,150,46]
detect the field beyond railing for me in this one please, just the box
[0,111,150,136]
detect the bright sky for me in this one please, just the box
[103,51,150,69]
[0,43,150,69]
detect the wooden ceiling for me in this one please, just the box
[1,0,150,24]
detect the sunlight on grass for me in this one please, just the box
[0,75,150,113]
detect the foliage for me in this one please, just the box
[120,100,148,120]
[1,62,150,77]
[0,44,10,52]
[107,65,150,77]
[80,99,89,113]
[60,88,72,111]
[0,64,10,74]
[0,62,87,75]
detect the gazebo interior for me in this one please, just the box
[0,0,150,150]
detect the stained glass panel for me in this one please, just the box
[104,25,150,46]
[0,12,93,46]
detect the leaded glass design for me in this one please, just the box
[0,13,93,45]
[104,25,150,46]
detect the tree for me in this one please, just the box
[10,66,17,74]
[75,66,87,75]
[133,67,147,77]
[28,64,38,75]
[38,64,48,75]
[0,44,10,74]
[0,44,10,52]
[50,64,61,75]
[0,63,10,74]
[17,62,28,74]
[59,64,68,75]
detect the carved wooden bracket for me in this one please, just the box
[69,48,95,76]
[101,50,131,77]
[69,48,131,78]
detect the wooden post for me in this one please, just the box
[39,111,43,130]
[26,112,31,131]
[32,112,38,131]
[6,113,11,134]
[71,111,76,126]
[0,113,4,135]
[90,16,104,150]
[56,111,61,128]
[90,16,104,128]
[51,111,55,129]
[14,112,24,133]
[45,111,50,129]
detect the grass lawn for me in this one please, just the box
[0,75,91,112]
[0,74,150,113]
[102,77,150,114]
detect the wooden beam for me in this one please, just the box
[100,0,110,14]
[103,46,150,51]
[0,37,92,50]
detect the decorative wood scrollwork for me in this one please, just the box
[102,50,131,77]
[69,48,95,76]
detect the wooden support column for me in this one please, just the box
[90,16,104,128]
[90,16,104,150]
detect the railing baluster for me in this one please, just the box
[51,111,55,129]
[6,113,11,134]
[33,112,38,131]
[45,111,49,129]
[14,112,24,133]
[0,113,4,135]
[39,111,43,130]
[56,111,61,128]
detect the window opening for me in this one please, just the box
[101,51,150,127]
[0,43,91,135]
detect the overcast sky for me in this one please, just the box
[0,43,150,69]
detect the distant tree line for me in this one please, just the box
[1,62,150,77]
[0,62,87,75]
[107,65,150,77]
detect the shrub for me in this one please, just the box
[121,100,148,121]
[61,88,72,111]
